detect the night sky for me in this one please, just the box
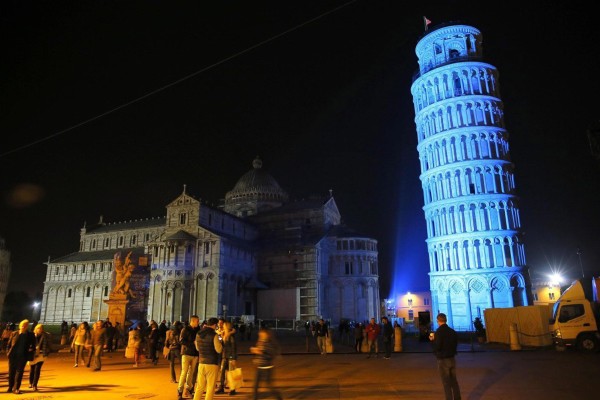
[2,1,599,300]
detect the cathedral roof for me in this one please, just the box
[224,157,288,202]
[85,217,166,233]
[165,230,197,241]
[49,247,146,263]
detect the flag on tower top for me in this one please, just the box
[423,16,432,31]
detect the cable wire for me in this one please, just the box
[1,0,358,159]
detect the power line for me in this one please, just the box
[1,0,358,159]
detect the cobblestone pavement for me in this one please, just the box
[1,332,598,399]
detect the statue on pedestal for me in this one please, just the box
[112,251,136,298]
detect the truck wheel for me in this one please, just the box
[577,334,599,352]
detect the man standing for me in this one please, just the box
[193,317,223,400]
[7,319,36,394]
[315,319,328,355]
[88,320,107,371]
[364,317,380,358]
[430,313,461,400]
[381,317,394,359]
[178,316,200,399]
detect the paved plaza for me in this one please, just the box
[1,332,598,399]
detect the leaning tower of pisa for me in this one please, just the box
[410,23,532,330]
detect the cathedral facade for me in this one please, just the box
[39,158,380,325]
[410,23,532,330]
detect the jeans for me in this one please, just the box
[92,345,103,370]
[367,338,378,355]
[29,361,44,386]
[193,363,219,400]
[437,357,461,400]
[8,357,27,391]
[178,355,198,393]
[316,335,327,354]
[169,349,180,382]
[253,367,282,400]
[74,344,85,365]
[383,338,392,357]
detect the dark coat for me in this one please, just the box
[7,330,36,361]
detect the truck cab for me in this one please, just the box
[549,278,600,352]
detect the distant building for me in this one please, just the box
[410,23,532,330]
[393,291,432,323]
[530,278,561,307]
[0,237,11,319]
[39,158,380,325]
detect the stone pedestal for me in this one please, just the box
[104,293,129,328]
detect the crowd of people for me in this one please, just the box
[2,313,461,399]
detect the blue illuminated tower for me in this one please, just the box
[410,23,532,330]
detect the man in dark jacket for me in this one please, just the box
[381,316,394,359]
[88,320,107,371]
[431,313,461,400]
[315,319,329,355]
[178,316,200,399]
[193,317,223,400]
[7,319,36,394]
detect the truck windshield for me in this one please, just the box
[552,301,560,320]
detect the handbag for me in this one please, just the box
[125,345,135,359]
[162,346,170,359]
[226,368,244,390]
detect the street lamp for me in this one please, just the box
[222,304,227,320]
[32,301,40,321]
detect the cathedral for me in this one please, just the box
[39,158,380,325]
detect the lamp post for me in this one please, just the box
[577,248,585,278]
[32,301,40,321]
[222,304,227,320]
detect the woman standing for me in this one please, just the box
[165,322,182,383]
[250,327,282,400]
[29,323,51,391]
[128,325,143,367]
[148,321,160,365]
[216,321,238,395]
[72,322,89,367]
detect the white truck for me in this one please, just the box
[549,277,600,352]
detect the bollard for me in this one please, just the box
[394,326,403,352]
[326,328,334,353]
[509,323,521,351]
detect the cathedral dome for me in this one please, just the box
[223,157,288,217]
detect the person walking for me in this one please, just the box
[250,327,282,400]
[381,316,394,359]
[215,321,237,395]
[148,320,160,365]
[192,317,223,400]
[430,313,461,400]
[315,318,328,355]
[128,324,143,367]
[178,316,201,399]
[354,322,364,352]
[7,319,36,394]
[28,323,51,391]
[165,322,182,383]
[364,317,381,358]
[88,320,107,371]
[72,322,90,367]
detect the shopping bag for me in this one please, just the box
[162,346,170,359]
[226,367,244,390]
[125,345,134,359]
